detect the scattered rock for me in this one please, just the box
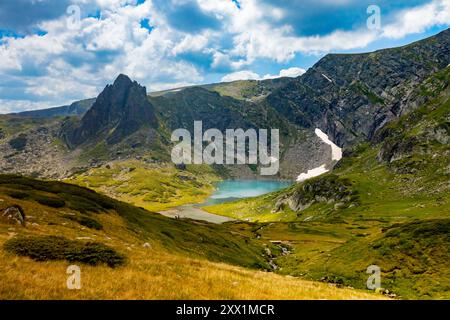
[143,242,151,248]
[375,287,391,295]
[175,163,187,170]
[334,202,346,210]
[1,205,26,226]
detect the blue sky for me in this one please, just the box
[0,0,449,113]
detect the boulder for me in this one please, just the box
[1,205,26,226]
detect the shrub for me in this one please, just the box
[161,230,174,239]
[5,191,28,199]
[4,235,125,267]
[64,214,103,230]
[34,195,66,208]
[9,134,27,151]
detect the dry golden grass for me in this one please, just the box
[0,194,384,300]
[0,246,385,300]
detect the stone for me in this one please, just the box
[76,236,93,240]
[1,205,26,226]
[175,163,187,170]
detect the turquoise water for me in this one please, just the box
[202,180,293,205]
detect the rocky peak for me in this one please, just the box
[64,74,158,147]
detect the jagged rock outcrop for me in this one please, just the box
[64,74,158,147]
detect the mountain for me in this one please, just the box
[11,98,95,119]
[205,66,450,298]
[63,74,158,147]
[0,29,449,300]
[149,77,292,102]
[265,28,450,147]
[0,29,448,181]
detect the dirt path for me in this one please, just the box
[159,204,234,224]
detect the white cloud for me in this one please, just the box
[221,70,261,82]
[0,100,56,114]
[279,67,306,77]
[0,0,206,112]
[222,66,306,82]
[382,0,450,39]
[263,67,306,79]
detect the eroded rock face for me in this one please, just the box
[64,74,158,147]
[265,29,450,147]
[0,121,72,179]
[1,205,26,226]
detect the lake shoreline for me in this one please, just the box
[158,179,293,224]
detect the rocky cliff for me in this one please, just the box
[265,28,450,147]
[64,74,158,147]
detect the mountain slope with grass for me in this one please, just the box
[0,174,382,299]
[205,67,450,299]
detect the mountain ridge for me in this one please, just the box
[0,29,448,180]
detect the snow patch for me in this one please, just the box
[296,129,342,182]
[296,164,329,182]
[314,128,342,161]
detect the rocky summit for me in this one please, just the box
[64,74,158,147]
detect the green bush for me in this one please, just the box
[9,134,27,151]
[5,191,28,199]
[4,236,125,267]
[34,195,66,208]
[64,214,103,230]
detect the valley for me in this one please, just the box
[0,29,449,300]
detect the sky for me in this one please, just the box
[0,0,449,113]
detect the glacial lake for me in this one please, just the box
[159,179,293,223]
[201,180,293,206]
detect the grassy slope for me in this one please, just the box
[66,160,220,212]
[204,68,450,299]
[0,175,381,299]
[0,116,57,139]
